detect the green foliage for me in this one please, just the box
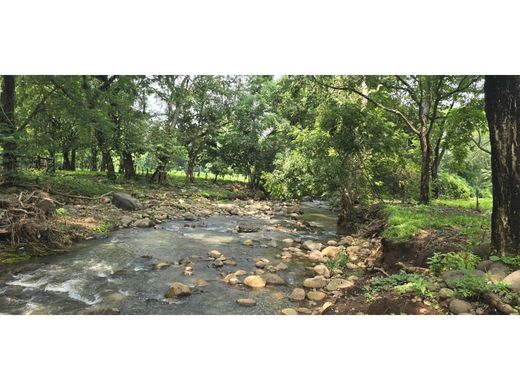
[365,271,433,299]
[325,249,350,270]
[427,251,480,276]
[489,255,520,269]
[436,172,471,199]
[451,273,490,299]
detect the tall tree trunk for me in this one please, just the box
[485,75,520,255]
[150,156,168,184]
[62,149,72,170]
[122,151,136,181]
[419,131,431,205]
[71,148,76,171]
[102,151,116,180]
[337,187,359,235]
[431,135,445,199]
[186,157,195,183]
[90,141,98,171]
[0,75,17,185]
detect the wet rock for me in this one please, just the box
[244,275,266,288]
[319,301,333,314]
[223,259,237,266]
[275,262,288,271]
[208,250,222,259]
[255,258,269,268]
[132,218,155,228]
[325,278,354,291]
[438,287,455,299]
[313,264,330,278]
[487,262,509,282]
[289,288,306,301]
[152,262,171,270]
[120,216,134,227]
[307,291,326,301]
[327,240,338,246]
[104,292,125,303]
[213,259,224,268]
[243,239,253,246]
[269,239,278,248]
[321,246,340,258]
[236,298,256,307]
[234,270,248,277]
[255,269,265,275]
[308,250,324,262]
[282,238,294,247]
[195,279,208,287]
[263,273,286,285]
[183,213,196,221]
[303,276,327,289]
[449,299,473,314]
[164,282,191,298]
[224,273,239,285]
[112,192,142,211]
[236,224,260,233]
[281,308,298,315]
[340,235,355,246]
[302,240,323,251]
[503,270,520,293]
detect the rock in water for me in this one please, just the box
[164,282,191,298]
[208,250,222,259]
[243,275,266,288]
[307,291,326,301]
[303,276,327,289]
[503,270,520,293]
[236,224,260,233]
[321,246,340,258]
[288,288,306,301]
[302,240,323,251]
[243,239,254,246]
[132,218,155,228]
[449,299,473,314]
[236,298,257,306]
[313,264,330,278]
[281,308,298,315]
[263,273,286,285]
[112,192,142,211]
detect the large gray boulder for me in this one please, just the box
[112,192,142,211]
[503,270,520,293]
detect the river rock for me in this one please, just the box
[313,264,330,278]
[438,287,455,299]
[275,262,288,271]
[236,298,257,306]
[263,273,286,285]
[104,292,125,303]
[308,250,324,262]
[307,290,326,301]
[302,240,323,251]
[236,224,260,233]
[208,250,222,258]
[303,276,327,289]
[152,262,171,270]
[243,239,253,246]
[112,192,142,211]
[244,275,266,288]
[325,278,354,291]
[288,288,306,301]
[321,246,340,258]
[503,270,520,293]
[234,270,248,277]
[132,218,155,228]
[120,216,134,227]
[164,282,191,298]
[223,259,237,266]
[449,299,473,314]
[213,259,224,268]
[340,235,355,246]
[255,258,269,268]
[183,213,196,221]
[281,308,298,315]
[282,238,294,247]
[487,262,509,282]
[195,279,208,287]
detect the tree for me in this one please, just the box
[0,76,16,185]
[484,75,520,256]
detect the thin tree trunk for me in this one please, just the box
[485,75,520,255]
[0,75,17,185]
[122,151,136,181]
[419,131,431,205]
[62,149,72,170]
[103,151,116,180]
[71,148,76,170]
[186,157,195,183]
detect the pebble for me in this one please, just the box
[208,250,222,259]
[281,308,298,315]
[325,278,354,291]
[263,273,287,285]
[313,264,331,278]
[244,275,266,288]
[303,276,328,289]
[307,290,326,301]
[236,298,257,307]
[288,288,306,301]
[243,239,253,246]
[164,282,191,298]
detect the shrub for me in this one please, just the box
[325,250,350,270]
[436,172,471,199]
[427,251,480,276]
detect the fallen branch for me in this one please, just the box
[372,266,391,277]
[397,262,431,275]
[482,292,516,315]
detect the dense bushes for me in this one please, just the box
[435,172,471,199]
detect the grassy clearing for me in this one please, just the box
[382,199,491,242]
[17,169,247,199]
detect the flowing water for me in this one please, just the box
[0,201,338,315]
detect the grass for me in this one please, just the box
[382,199,491,243]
